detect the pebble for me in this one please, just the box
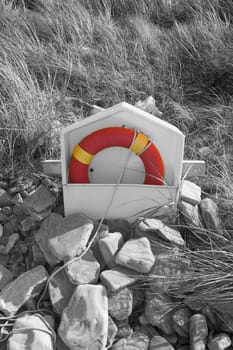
[48,267,75,315]
[100,265,141,292]
[144,290,175,335]
[8,313,55,350]
[208,333,231,350]
[179,180,201,205]
[189,314,208,350]
[172,307,192,338]
[108,287,133,320]
[0,233,19,255]
[107,316,118,348]
[99,232,124,268]
[111,331,150,350]
[105,218,132,241]
[49,213,94,261]
[115,237,155,273]
[0,265,48,316]
[1,206,13,216]
[59,284,108,349]
[199,197,222,231]
[136,218,185,246]
[0,264,13,290]
[0,188,12,207]
[150,335,175,349]
[21,184,56,213]
[65,249,100,285]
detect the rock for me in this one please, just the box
[31,243,47,267]
[111,331,150,350]
[179,201,202,227]
[0,265,48,316]
[11,192,23,205]
[136,218,185,247]
[49,213,94,261]
[208,333,231,350]
[91,224,109,270]
[2,206,13,216]
[135,96,162,117]
[0,212,8,222]
[100,266,141,292]
[8,313,55,350]
[35,213,62,266]
[108,287,133,320]
[199,198,222,231]
[65,249,100,285]
[56,335,70,350]
[99,232,124,268]
[115,237,154,273]
[59,284,108,350]
[189,314,208,350]
[48,267,75,315]
[3,222,14,236]
[107,316,118,348]
[201,305,217,329]
[150,335,175,349]
[0,233,19,255]
[148,250,191,293]
[0,224,3,237]
[21,184,56,213]
[104,218,132,241]
[172,307,192,338]
[0,189,12,207]
[0,264,13,290]
[179,180,201,205]
[115,318,133,339]
[0,181,8,190]
[144,290,175,335]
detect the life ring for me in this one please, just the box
[69,127,164,185]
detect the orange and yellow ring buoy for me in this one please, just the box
[69,126,164,185]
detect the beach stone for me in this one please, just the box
[105,218,131,241]
[115,237,154,273]
[201,305,218,329]
[145,290,174,335]
[0,233,19,255]
[21,184,56,213]
[0,265,48,316]
[65,249,100,285]
[107,316,118,348]
[0,264,13,290]
[0,189,12,207]
[48,267,75,315]
[91,224,109,270]
[0,224,3,237]
[178,201,202,227]
[57,335,70,350]
[99,232,124,268]
[59,284,108,350]
[108,287,133,320]
[3,222,14,236]
[111,331,150,350]
[148,250,191,293]
[189,314,208,350]
[172,307,192,338]
[136,218,185,247]
[11,193,23,205]
[2,206,13,216]
[179,180,201,205]
[49,213,94,261]
[199,198,222,231]
[100,266,141,292]
[208,333,231,350]
[31,242,47,267]
[8,313,55,350]
[35,213,62,266]
[0,212,8,222]
[150,335,175,349]
[115,318,133,339]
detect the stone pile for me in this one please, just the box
[0,174,231,349]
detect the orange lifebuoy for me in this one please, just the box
[69,127,164,185]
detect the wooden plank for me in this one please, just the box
[41,159,205,179]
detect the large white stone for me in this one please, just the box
[59,284,108,350]
[0,265,48,316]
[115,237,155,273]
